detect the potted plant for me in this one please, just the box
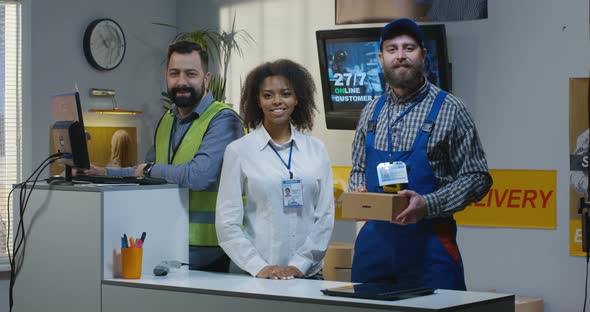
[157,16,254,108]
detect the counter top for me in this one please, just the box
[17,181,180,192]
[103,270,513,311]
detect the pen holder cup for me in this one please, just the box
[121,247,143,279]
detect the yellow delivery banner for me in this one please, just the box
[455,169,556,229]
[332,166,352,220]
[570,220,586,256]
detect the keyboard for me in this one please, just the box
[73,175,168,185]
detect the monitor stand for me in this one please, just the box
[46,166,88,185]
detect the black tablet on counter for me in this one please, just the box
[321,282,435,301]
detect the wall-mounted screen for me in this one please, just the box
[316,25,450,130]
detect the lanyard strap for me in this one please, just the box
[168,117,194,164]
[386,100,420,162]
[268,141,294,179]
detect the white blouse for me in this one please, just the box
[216,125,334,277]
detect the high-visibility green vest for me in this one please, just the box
[155,101,232,246]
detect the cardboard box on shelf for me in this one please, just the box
[515,297,543,312]
[323,242,354,281]
[324,242,354,268]
[342,192,408,221]
[333,268,352,282]
[481,290,543,312]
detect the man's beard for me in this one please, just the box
[169,85,204,108]
[383,60,425,93]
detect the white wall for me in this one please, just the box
[180,0,590,311]
[1,1,176,312]
[22,0,176,175]
[448,1,590,311]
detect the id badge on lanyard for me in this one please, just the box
[283,180,303,209]
[377,161,408,186]
[268,140,304,209]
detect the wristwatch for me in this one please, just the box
[143,162,155,177]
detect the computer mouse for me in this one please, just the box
[153,265,169,276]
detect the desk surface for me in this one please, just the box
[103,270,513,311]
[21,181,180,192]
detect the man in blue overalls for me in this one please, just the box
[349,18,492,290]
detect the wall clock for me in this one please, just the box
[83,18,126,71]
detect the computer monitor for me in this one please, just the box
[316,24,451,130]
[50,92,90,183]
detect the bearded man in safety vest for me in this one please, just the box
[88,40,245,272]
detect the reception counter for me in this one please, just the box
[102,270,515,312]
[12,183,188,312]
[12,183,514,312]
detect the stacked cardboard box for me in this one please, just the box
[515,297,543,312]
[323,242,354,282]
[482,290,543,312]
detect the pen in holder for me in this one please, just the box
[121,247,143,279]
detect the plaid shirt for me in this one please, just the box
[349,81,492,218]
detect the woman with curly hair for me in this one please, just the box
[216,59,334,280]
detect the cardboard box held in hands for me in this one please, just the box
[342,192,409,221]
